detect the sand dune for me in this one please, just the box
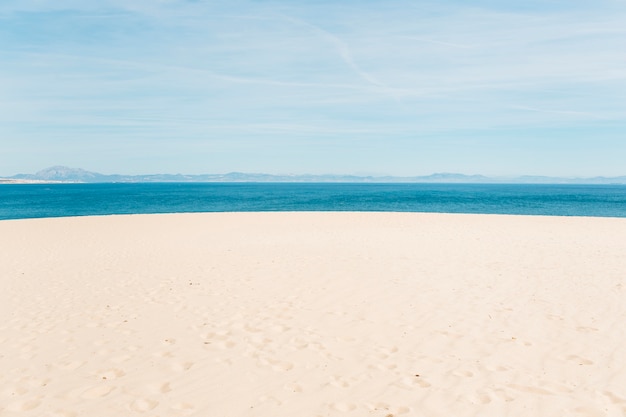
[1,212,626,416]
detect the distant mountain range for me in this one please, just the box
[2,166,626,184]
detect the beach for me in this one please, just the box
[1,212,626,416]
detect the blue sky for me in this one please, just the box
[1,0,625,177]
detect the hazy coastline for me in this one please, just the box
[3,166,626,184]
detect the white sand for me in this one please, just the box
[1,212,626,417]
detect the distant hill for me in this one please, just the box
[4,166,626,184]
[29,166,109,182]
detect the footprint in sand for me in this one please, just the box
[270,359,294,372]
[289,337,309,350]
[171,402,196,414]
[376,345,399,359]
[130,398,159,412]
[144,382,172,394]
[368,362,398,371]
[202,330,233,345]
[245,335,273,349]
[466,390,492,405]
[97,368,126,380]
[485,364,510,372]
[284,382,303,393]
[576,326,599,333]
[365,402,411,415]
[5,398,42,412]
[50,410,78,417]
[153,350,174,358]
[170,361,194,372]
[18,376,51,389]
[329,375,350,388]
[269,324,290,333]
[244,323,262,333]
[215,357,233,365]
[95,347,115,356]
[492,388,515,402]
[394,375,432,389]
[540,381,574,394]
[214,340,236,349]
[1,386,28,397]
[271,359,294,371]
[258,395,282,406]
[110,354,132,363]
[507,384,553,396]
[81,385,115,399]
[573,406,606,417]
[20,344,36,354]
[451,369,474,377]
[329,402,357,412]
[604,390,626,405]
[566,354,594,365]
[257,356,294,371]
[215,330,231,339]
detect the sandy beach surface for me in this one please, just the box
[1,212,626,417]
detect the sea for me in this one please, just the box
[1,183,626,220]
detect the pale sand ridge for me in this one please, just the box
[1,212,626,416]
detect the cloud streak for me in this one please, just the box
[279,14,387,89]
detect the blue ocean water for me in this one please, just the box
[1,183,626,220]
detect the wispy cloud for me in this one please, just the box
[1,0,625,176]
[400,36,474,49]
[509,105,610,121]
[279,14,387,89]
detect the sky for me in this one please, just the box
[1,0,625,177]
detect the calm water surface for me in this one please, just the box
[1,183,626,220]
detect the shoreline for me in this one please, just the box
[3,209,626,222]
[2,212,626,416]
